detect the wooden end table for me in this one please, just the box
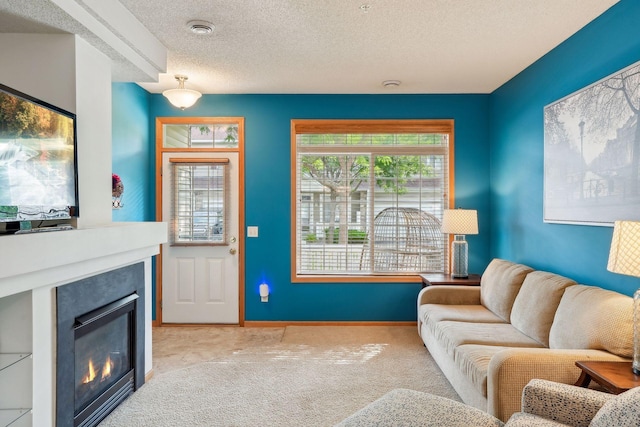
[419,273,481,288]
[575,360,640,394]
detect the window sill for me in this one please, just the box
[292,274,425,283]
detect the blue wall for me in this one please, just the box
[111,83,158,318]
[112,1,640,321]
[112,83,153,222]
[490,0,640,295]
[148,94,491,321]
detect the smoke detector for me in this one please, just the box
[382,80,401,88]
[187,20,215,35]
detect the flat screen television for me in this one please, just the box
[0,82,79,224]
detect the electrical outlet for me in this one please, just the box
[247,226,259,237]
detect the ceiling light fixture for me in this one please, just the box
[382,80,401,88]
[187,20,215,35]
[162,75,202,109]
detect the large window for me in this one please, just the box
[292,120,454,281]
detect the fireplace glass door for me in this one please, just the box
[75,313,130,414]
[73,293,137,426]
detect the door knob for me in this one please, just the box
[229,248,237,255]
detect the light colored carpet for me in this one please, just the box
[99,325,459,427]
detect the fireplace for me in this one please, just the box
[73,293,137,426]
[56,263,145,427]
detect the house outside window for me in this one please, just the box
[292,119,454,282]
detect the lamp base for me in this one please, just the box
[450,235,469,279]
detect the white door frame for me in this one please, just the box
[155,116,245,326]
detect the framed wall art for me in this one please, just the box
[544,60,640,226]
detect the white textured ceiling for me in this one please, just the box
[0,0,620,94]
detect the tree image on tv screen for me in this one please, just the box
[0,89,76,220]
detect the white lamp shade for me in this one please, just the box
[162,88,202,109]
[607,220,640,277]
[441,209,478,235]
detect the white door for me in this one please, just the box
[161,152,239,323]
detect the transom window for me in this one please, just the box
[163,123,239,148]
[292,120,454,281]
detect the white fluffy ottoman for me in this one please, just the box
[335,389,504,427]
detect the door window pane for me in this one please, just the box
[170,162,227,245]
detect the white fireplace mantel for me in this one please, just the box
[0,222,167,298]
[0,221,167,427]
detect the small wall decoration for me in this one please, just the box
[544,60,640,226]
[112,173,124,209]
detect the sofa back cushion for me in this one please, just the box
[549,285,633,358]
[480,259,533,322]
[510,271,576,346]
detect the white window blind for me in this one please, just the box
[292,120,453,278]
[170,160,229,245]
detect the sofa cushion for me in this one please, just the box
[549,285,633,358]
[480,259,533,322]
[420,304,507,325]
[453,345,511,398]
[590,386,640,427]
[433,321,544,356]
[510,271,576,347]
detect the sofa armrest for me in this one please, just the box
[519,379,613,426]
[417,286,483,336]
[486,348,627,422]
[417,285,481,306]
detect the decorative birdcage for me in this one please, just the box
[361,207,444,272]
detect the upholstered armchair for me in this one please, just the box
[336,379,640,426]
[506,379,639,426]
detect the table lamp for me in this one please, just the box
[441,209,478,278]
[607,220,640,374]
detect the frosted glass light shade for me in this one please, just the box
[162,88,202,109]
[162,74,202,109]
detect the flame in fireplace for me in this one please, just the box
[81,355,115,385]
[82,359,97,384]
[102,354,113,380]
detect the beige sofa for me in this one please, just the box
[417,258,634,422]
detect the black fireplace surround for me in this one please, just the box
[56,263,145,427]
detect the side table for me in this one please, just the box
[575,360,640,394]
[419,273,481,288]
